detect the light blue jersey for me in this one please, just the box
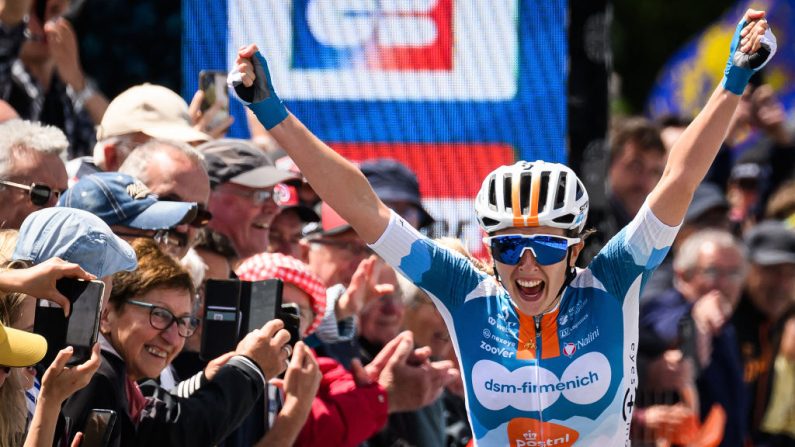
[371,203,679,446]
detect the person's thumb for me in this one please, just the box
[386,332,414,368]
[350,358,372,386]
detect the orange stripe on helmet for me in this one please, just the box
[527,174,540,226]
[512,172,541,227]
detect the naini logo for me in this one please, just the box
[471,352,612,411]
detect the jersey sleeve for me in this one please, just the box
[587,201,680,303]
[369,211,489,311]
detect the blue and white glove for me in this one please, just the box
[722,18,777,95]
[228,51,288,129]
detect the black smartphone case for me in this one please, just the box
[200,279,242,361]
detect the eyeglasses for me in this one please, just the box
[308,239,373,257]
[126,299,199,338]
[484,234,581,266]
[694,267,745,283]
[222,187,275,205]
[0,180,62,206]
[159,195,213,228]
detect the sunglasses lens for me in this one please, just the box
[491,236,526,265]
[491,235,570,266]
[191,209,213,228]
[530,236,569,265]
[29,184,51,205]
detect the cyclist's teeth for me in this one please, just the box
[145,346,167,358]
[517,279,542,288]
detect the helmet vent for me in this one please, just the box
[482,217,500,227]
[502,176,512,211]
[575,182,584,200]
[555,172,567,209]
[538,172,550,214]
[487,177,497,207]
[553,213,575,225]
[519,173,532,215]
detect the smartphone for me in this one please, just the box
[200,279,241,361]
[240,279,283,338]
[81,409,117,447]
[199,70,230,131]
[34,278,104,367]
[278,303,301,350]
[62,279,105,366]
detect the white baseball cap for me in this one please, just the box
[97,84,210,143]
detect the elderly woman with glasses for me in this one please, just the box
[63,238,291,447]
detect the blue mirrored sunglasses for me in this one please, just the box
[484,234,581,266]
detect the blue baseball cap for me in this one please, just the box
[59,172,197,230]
[13,208,137,278]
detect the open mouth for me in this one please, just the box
[515,278,545,302]
[252,222,270,230]
[145,345,168,359]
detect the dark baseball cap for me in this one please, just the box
[59,173,197,231]
[198,138,297,189]
[745,220,795,266]
[360,158,434,229]
[685,182,729,224]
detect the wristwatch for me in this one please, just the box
[66,79,97,111]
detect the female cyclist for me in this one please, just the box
[230,9,774,446]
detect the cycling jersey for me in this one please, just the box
[370,203,679,446]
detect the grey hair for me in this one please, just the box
[397,274,428,307]
[179,247,208,290]
[118,139,206,184]
[673,229,748,273]
[0,119,68,179]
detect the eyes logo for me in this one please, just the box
[471,352,612,412]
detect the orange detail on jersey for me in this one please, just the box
[507,418,579,447]
[516,312,537,360]
[516,309,562,360]
[540,309,561,359]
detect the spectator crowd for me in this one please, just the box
[0,0,794,446]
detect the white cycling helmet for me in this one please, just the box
[475,161,589,234]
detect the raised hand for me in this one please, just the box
[44,18,85,91]
[723,9,776,95]
[367,331,457,413]
[336,256,395,321]
[188,89,235,139]
[39,344,101,405]
[229,44,288,129]
[235,319,291,380]
[0,257,96,316]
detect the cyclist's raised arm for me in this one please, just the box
[647,9,775,227]
[230,44,391,244]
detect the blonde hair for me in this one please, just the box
[0,289,29,447]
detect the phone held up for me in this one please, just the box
[33,278,105,367]
[198,69,230,132]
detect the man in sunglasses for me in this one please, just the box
[0,119,68,229]
[230,10,775,445]
[119,139,212,259]
[58,172,199,255]
[198,138,296,264]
